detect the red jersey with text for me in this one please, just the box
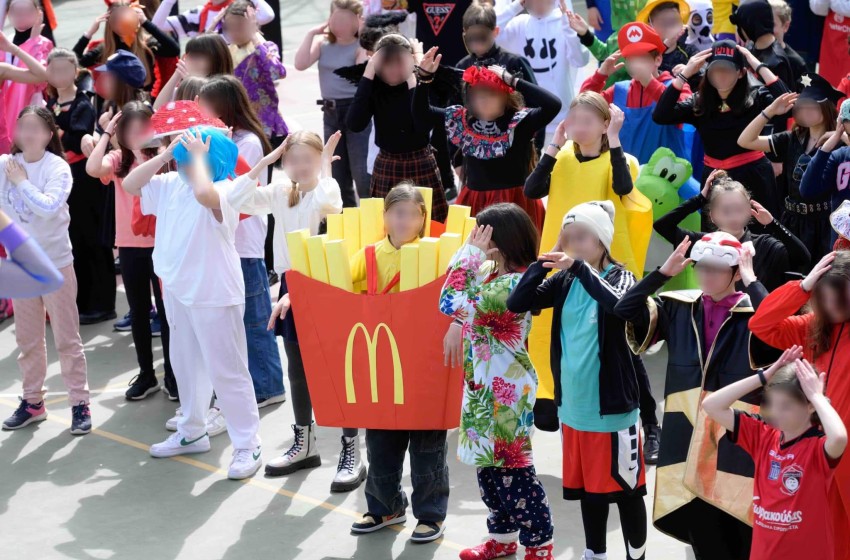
[731,411,840,560]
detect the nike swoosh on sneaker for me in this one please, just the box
[180,434,207,446]
[253,451,261,461]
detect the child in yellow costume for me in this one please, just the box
[524,91,652,430]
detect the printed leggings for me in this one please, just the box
[477,466,553,547]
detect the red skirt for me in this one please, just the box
[457,186,545,232]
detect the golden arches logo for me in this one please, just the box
[344,323,404,405]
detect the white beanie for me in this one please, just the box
[561,201,616,252]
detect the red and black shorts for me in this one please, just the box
[562,422,647,501]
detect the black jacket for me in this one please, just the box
[653,193,811,291]
[613,270,777,543]
[507,259,641,417]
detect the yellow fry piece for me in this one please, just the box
[306,235,329,284]
[343,207,361,251]
[463,216,478,242]
[438,233,462,273]
[359,198,384,247]
[285,229,311,277]
[326,213,344,241]
[418,237,439,286]
[416,187,433,237]
[325,239,354,292]
[400,244,419,291]
[445,205,471,235]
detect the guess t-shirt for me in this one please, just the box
[407,0,471,65]
[730,411,841,560]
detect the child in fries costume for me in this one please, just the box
[613,232,775,559]
[345,185,450,542]
[122,126,262,480]
[228,130,368,493]
[523,91,653,437]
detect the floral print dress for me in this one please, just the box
[439,244,537,469]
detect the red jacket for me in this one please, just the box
[580,70,692,107]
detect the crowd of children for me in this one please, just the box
[1,0,850,559]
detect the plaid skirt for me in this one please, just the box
[371,147,448,222]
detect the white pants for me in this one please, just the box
[163,291,261,449]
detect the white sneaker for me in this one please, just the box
[582,550,607,560]
[205,406,227,437]
[165,407,182,431]
[265,422,321,476]
[228,446,262,479]
[150,431,210,458]
[165,407,226,437]
[331,435,366,492]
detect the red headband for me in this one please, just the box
[462,66,514,94]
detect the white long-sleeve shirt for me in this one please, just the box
[0,152,73,268]
[810,0,850,16]
[228,173,343,275]
[232,130,268,260]
[495,0,588,132]
[152,0,275,39]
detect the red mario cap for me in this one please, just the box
[617,22,665,58]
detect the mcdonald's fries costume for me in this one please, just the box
[439,244,554,550]
[350,237,416,294]
[527,142,650,415]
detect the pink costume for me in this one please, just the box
[3,35,52,149]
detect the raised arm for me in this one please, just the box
[0,32,47,84]
[179,130,220,210]
[123,137,177,196]
[652,193,705,247]
[704,346,803,431]
[293,23,326,71]
[141,20,180,58]
[346,74,376,133]
[439,227,494,320]
[506,259,561,313]
[748,269,823,351]
[152,59,187,112]
[512,77,563,133]
[86,112,122,179]
[795,358,848,460]
[525,119,566,199]
[738,93,798,152]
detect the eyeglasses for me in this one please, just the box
[792,153,812,183]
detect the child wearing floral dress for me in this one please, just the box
[439,202,554,560]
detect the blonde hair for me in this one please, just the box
[768,0,792,24]
[707,170,751,210]
[385,182,427,238]
[569,91,611,154]
[281,131,325,208]
[328,0,363,43]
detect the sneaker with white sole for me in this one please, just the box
[350,511,406,534]
[165,407,227,437]
[256,393,287,409]
[331,435,366,492]
[2,399,47,430]
[265,422,321,476]
[150,431,210,458]
[410,520,445,543]
[228,446,263,479]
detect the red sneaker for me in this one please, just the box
[459,539,518,560]
[524,543,554,560]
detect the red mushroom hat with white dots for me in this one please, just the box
[150,100,227,139]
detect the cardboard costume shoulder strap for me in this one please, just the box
[365,245,401,295]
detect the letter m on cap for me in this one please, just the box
[344,323,404,405]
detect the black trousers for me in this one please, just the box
[118,247,175,391]
[68,160,115,314]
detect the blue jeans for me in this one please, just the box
[240,258,285,400]
[364,429,449,522]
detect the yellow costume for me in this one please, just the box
[530,142,651,401]
[350,237,419,294]
[712,0,739,36]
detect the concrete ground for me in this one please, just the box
[0,1,693,558]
